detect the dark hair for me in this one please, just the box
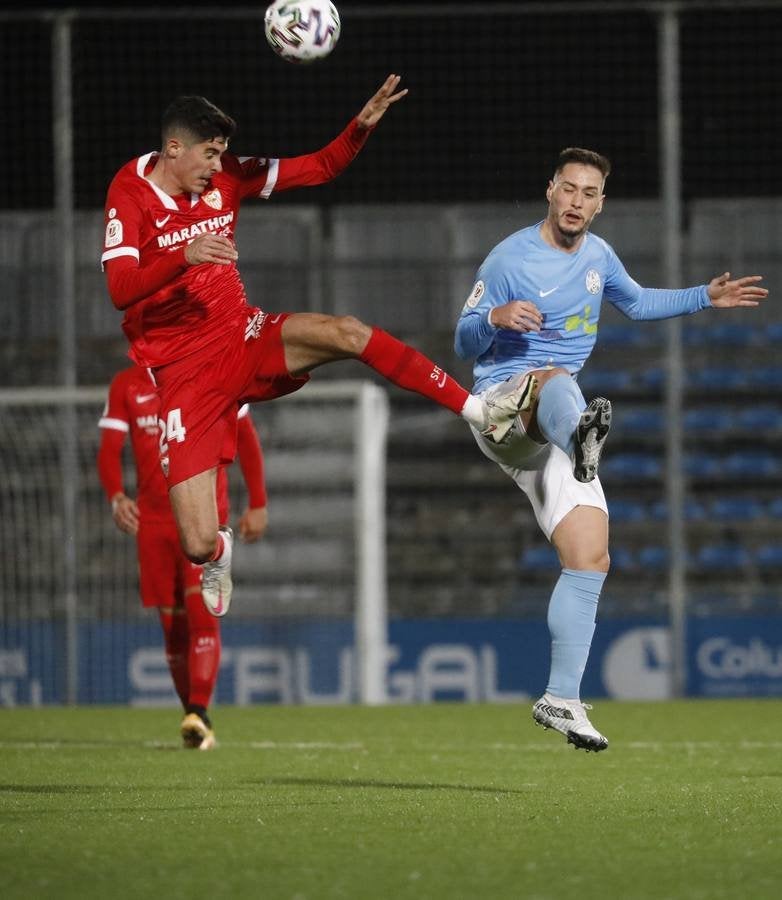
[555,147,611,181]
[161,96,237,144]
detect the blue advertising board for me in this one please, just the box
[2,615,782,705]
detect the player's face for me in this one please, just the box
[545,163,605,245]
[167,136,228,195]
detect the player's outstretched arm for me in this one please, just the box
[708,272,768,308]
[355,74,408,130]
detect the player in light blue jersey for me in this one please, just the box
[455,147,767,751]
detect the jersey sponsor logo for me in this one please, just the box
[135,414,159,434]
[585,268,602,295]
[565,304,598,335]
[135,392,157,404]
[539,286,559,298]
[203,189,223,210]
[155,214,171,229]
[465,280,485,309]
[156,211,235,249]
[105,218,123,248]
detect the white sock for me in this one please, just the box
[460,394,485,429]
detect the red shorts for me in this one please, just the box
[137,517,202,608]
[153,309,309,487]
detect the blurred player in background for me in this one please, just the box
[101,74,528,620]
[455,147,768,752]
[97,364,268,749]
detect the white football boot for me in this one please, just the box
[532,692,609,752]
[201,526,234,617]
[480,373,538,444]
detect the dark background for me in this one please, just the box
[2,3,780,210]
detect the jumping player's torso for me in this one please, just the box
[103,153,275,367]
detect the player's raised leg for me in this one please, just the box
[279,313,530,436]
[532,369,612,483]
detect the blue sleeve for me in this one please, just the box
[454,306,496,359]
[454,256,510,360]
[604,247,713,320]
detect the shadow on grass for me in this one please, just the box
[252,776,528,795]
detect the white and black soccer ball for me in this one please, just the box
[264,0,341,64]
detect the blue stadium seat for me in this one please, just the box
[577,368,634,395]
[637,545,669,571]
[684,322,761,347]
[695,543,752,572]
[639,367,665,391]
[683,453,723,480]
[609,546,637,572]
[616,407,664,434]
[683,407,735,435]
[734,405,782,433]
[518,545,559,572]
[767,497,782,519]
[596,324,654,348]
[600,453,662,481]
[650,498,707,521]
[754,544,782,570]
[764,321,782,344]
[687,366,750,392]
[722,452,780,480]
[607,498,647,523]
[708,497,765,522]
[746,366,782,391]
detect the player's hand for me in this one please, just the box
[111,493,140,536]
[356,74,408,130]
[707,272,768,308]
[184,233,238,266]
[238,506,268,543]
[489,300,543,333]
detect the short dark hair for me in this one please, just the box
[161,96,237,144]
[555,147,611,181]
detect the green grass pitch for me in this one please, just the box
[2,700,781,899]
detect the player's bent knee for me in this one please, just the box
[180,532,218,565]
[332,315,372,355]
[533,366,570,388]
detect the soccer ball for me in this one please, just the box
[264,1,341,64]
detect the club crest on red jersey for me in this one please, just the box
[203,189,223,210]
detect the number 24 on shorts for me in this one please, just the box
[158,408,187,454]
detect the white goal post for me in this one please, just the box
[0,380,390,706]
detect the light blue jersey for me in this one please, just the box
[455,221,712,393]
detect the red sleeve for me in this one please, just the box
[97,428,127,503]
[236,412,267,508]
[105,249,189,311]
[272,118,372,193]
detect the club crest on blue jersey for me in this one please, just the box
[585,269,602,294]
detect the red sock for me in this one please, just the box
[185,593,221,708]
[159,609,189,707]
[359,328,469,414]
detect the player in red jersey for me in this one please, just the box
[101,74,532,617]
[97,364,268,749]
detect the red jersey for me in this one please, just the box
[101,118,371,368]
[97,365,259,522]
